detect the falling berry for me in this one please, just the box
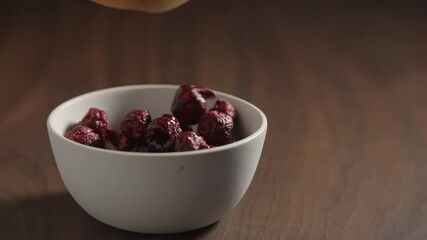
[171,85,216,125]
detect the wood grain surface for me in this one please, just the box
[1,1,427,239]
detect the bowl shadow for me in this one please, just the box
[0,192,219,240]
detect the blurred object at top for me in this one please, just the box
[90,0,189,13]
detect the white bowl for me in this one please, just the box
[47,84,267,234]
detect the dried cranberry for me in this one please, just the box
[212,98,236,118]
[197,110,234,146]
[143,114,182,152]
[121,109,151,139]
[80,108,108,133]
[100,129,129,151]
[171,85,216,125]
[66,125,101,147]
[175,131,209,152]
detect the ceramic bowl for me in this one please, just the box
[47,85,267,234]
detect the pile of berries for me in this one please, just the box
[65,85,236,152]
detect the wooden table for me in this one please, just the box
[1,1,427,239]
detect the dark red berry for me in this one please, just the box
[80,108,108,133]
[175,131,209,152]
[143,114,182,152]
[171,85,216,125]
[121,109,151,139]
[212,98,236,118]
[100,129,129,151]
[197,110,234,146]
[66,125,101,147]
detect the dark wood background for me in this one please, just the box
[1,1,427,239]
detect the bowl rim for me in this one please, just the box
[47,84,268,157]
